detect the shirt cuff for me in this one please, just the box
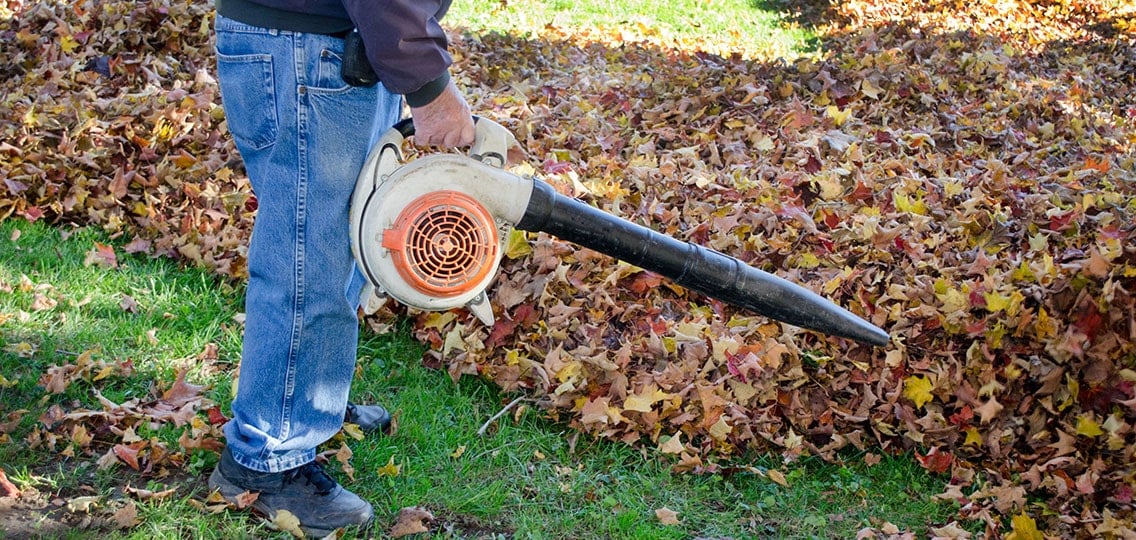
[405,71,451,108]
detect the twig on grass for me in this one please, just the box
[477,395,528,436]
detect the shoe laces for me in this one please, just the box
[286,461,338,496]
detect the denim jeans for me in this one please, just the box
[214,15,402,473]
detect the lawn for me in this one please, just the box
[0,221,963,537]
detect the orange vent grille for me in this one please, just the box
[382,191,499,297]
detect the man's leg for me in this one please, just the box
[210,16,401,536]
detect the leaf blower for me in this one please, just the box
[349,118,890,346]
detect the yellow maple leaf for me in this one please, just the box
[826,105,852,127]
[894,191,928,215]
[860,78,883,99]
[623,387,669,413]
[442,326,465,356]
[504,229,532,259]
[377,455,402,477]
[1075,416,1104,437]
[903,375,934,409]
[1005,512,1044,540]
[984,291,1012,313]
[341,423,365,441]
[422,311,456,331]
[964,427,983,446]
[59,34,79,54]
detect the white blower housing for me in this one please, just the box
[349,118,531,326]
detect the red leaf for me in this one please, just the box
[542,160,572,175]
[948,405,973,427]
[629,272,665,295]
[486,317,520,348]
[113,442,144,471]
[20,206,44,222]
[916,447,953,474]
[84,243,118,269]
[206,406,229,426]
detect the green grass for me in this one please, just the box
[446,0,818,58]
[0,219,968,538]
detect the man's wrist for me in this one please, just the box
[405,71,451,108]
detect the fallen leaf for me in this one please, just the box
[162,368,206,407]
[930,521,971,539]
[113,500,140,529]
[113,442,145,471]
[767,469,789,487]
[975,397,1004,424]
[234,490,259,510]
[1075,416,1104,437]
[389,506,433,538]
[272,509,306,538]
[1005,512,1044,540]
[903,375,934,409]
[655,507,680,525]
[0,468,20,498]
[341,423,365,441]
[66,495,101,513]
[83,242,118,269]
[124,485,177,501]
[376,455,401,477]
[659,432,685,454]
[916,447,954,474]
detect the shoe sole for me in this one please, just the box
[208,468,372,538]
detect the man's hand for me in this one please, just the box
[410,79,475,148]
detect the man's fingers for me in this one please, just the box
[409,78,475,150]
[459,122,475,146]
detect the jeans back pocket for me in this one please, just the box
[216,53,279,151]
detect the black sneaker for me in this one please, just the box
[208,447,373,537]
[345,402,392,434]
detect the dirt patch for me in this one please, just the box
[0,491,114,539]
[429,509,515,539]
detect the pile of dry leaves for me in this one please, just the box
[1,0,1134,536]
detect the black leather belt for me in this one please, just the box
[327,29,351,39]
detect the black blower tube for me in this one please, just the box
[515,180,891,347]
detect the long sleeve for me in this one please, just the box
[341,0,454,103]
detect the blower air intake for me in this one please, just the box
[350,118,890,347]
[381,190,499,298]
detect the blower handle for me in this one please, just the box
[381,116,513,169]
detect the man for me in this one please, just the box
[207,0,475,535]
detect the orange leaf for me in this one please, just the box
[113,442,145,471]
[0,468,20,497]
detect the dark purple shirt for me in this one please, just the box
[215,0,453,105]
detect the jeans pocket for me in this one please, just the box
[216,52,279,151]
[314,47,349,92]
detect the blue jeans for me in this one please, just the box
[214,15,402,473]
